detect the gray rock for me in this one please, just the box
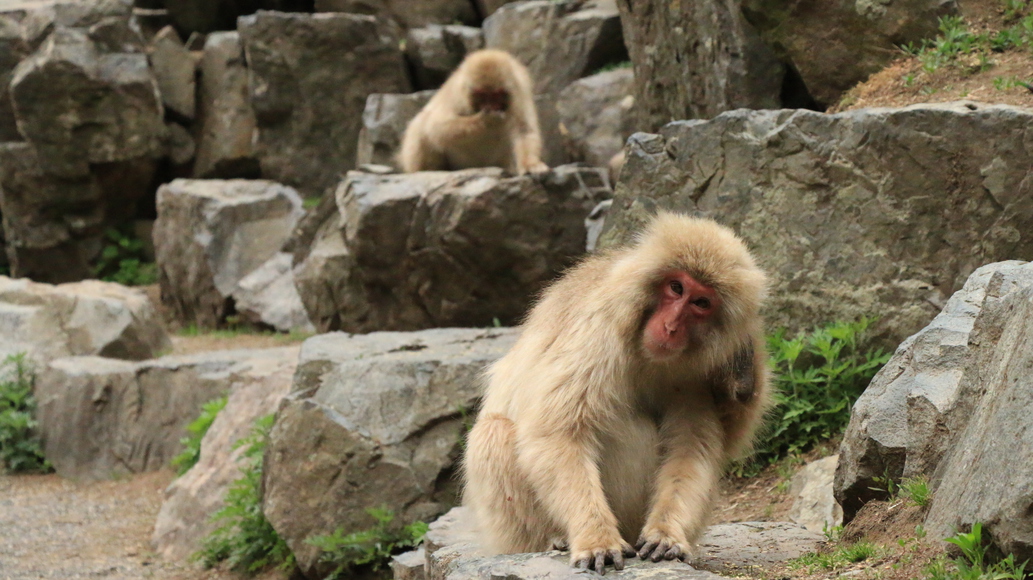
[194,31,259,179]
[484,0,626,96]
[151,346,298,561]
[789,455,844,534]
[231,252,314,333]
[10,26,165,178]
[36,347,291,481]
[295,165,611,333]
[0,275,170,364]
[263,328,518,578]
[166,121,195,166]
[474,0,518,18]
[834,261,1033,519]
[408,507,823,580]
[601,102,1033,348]
[356,91,435,168]
[0,15,30,141]
[153,179,304,328]
[556,67,635,167]
[239,11,410,196]
[165,0,310,34]
[392,548,427,580]
[405,24,483,90]
[615,0,782,130]
[149,25,195,120]
[314,0,478,29]
[922,263,1033,561]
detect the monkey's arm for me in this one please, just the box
[518,417,635,572]
[512,128,548,174]
[714,339,771,459]
[637,406,725,561]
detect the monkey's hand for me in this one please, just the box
[635,529,691,562]
[570,533,636,575]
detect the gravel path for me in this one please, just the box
[0,470,242,580]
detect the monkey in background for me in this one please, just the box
[463,212,771,574]
[398,49,549,175]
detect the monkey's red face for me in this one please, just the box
[471,87,510,113]
[642,272,720,360]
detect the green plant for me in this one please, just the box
[900,475,931,507]
[924,523,1028,580]
[93,227,158,286]
[869,471,900,498]
[196,414,295,574]
[171,396,228,476]
[306,507,429,580]
[0,354,51,473]
[789,541,882,573]
[739,318,889,475]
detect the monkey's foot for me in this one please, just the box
[570,540,636,575]
[635,534,690,562]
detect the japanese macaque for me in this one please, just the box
[398,49,549,175]
[463,212,771,574]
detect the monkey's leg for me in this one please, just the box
[636,407,724,562]
[464,413,553,554]
[512,130,548,174]
[519,431,636,573]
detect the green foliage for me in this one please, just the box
[593,60,633,74]
[904,10,1033,75]
[93,228,158,286]
[900,475,931,508]
[738,318,889,476]
[177,323,312,343]
[306,507,429,580]
[0,354,51,474]
[924,523,1028,580]
[196,414,295,574]
[171,396,228,476]
[789,541,882,573]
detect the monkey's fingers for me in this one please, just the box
[573,548,627,575]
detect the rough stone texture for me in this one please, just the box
[408,507,824,580]
[165,0,311,34]
[0,143,103,282]
[601,102,1033,348]
[231,252,314,333]
[0,275,170,364]
[833,261,1033,519]
[405,25,483,90]
[615,0,783,130]
[484,0,627,96]
[474,0,519,18]
[923,263,1033,562]
[555,67,635,168]
[194,30,259,179]
[263,328,518,578]
[0,15,30,141]
[294,165,611,333]
[789,455,843,533]
[153,179,304,328]
[166,121,195,166]
[743,0,956,107]
[356,91,435,168]
[392,548,427,580]
[239,11,411,195]
[149,25,195,120]
[314,0,478,29]
[10,26,165,178]
[36,347,292,481]
[151,346,298,560]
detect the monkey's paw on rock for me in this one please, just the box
[392,508,826,580]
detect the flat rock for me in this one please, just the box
[231,252,314,333]
[149,25,195,119]
[194,31,259,179]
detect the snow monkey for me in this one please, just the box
[398,49,549,174]
[463,212,771,574]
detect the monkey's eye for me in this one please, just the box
[692,297,712,310]
[669,280,683,295]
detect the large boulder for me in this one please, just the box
[834,260,1033,560]
[151,345,298,560]
[262,328,518,578]
[239,11,411,195]
[153,179,304,328]
[484,0,627,96]
[355,91,435,168]
[294,165,612,333]
[194,31,259,179]
[314,0,478,30]
[148,25,195,120]
[36,347,295,481]
[555,67,635,168]
[231,252,314,333]
[601,102,1033,347]
[0,275,170,364]
[10,26,165,179]
[405,24,483,90]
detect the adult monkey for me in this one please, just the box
[398,49,549,174]
[463,212,771,574]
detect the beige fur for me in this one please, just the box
[463,212,772,571]
[398,49,548,175]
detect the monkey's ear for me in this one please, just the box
[715,345,755,403]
